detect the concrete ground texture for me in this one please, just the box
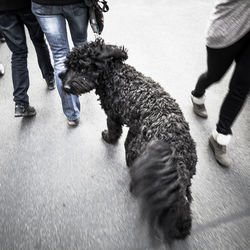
[0,0,249,249]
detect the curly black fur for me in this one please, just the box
[60,39,197,243]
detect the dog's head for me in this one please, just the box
[60,38,128,95]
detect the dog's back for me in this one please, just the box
[97,62,197,242]
[97,63,196,172]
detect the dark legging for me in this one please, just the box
[192,30,250,135]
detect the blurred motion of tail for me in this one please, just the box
[130,140,192,243]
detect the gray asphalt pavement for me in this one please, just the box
[0,0,250,249]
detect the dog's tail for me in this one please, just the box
[130,140,191,243]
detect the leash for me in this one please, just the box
[85,0,109,38]
[97,0,109,12]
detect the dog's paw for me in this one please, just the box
[102,130,117,144]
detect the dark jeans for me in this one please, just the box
[192,30,250,135]
[0,9,54,107]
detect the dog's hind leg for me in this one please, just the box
[124,129,142,168]
[124,129,144,194]
[102,116,122,144]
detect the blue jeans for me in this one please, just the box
[0,9,54,107]
[32,2,89,121]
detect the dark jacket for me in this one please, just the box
[31,0,83,5]
[0,0,30,11]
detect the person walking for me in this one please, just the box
[0,0,55,117]
[32,0,89,126]
[191,0,250,167]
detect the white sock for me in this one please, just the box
[191,93,205,105]
[212,129,231,146]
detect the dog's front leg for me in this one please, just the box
[102,117,122,144]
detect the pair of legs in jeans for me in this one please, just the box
[191,30,250,166]
[32,2,89,124]
[0,9,54,108]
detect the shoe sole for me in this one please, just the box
[209,138,229,167]
[47,85,55,90]
[193,108,208,118]
[15,112,36,117]
[68,119,80,126]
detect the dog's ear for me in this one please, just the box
[97,44,128,63]
[91,40,128,70]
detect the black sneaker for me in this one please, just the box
[0,36,5,43]
[15,104,36,117]
[46,78,55,90]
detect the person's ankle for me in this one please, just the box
[191,92,205,104]
[212,129,231,146]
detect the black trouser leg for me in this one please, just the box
[217,41,250,135]
[192,46,236,98]
[0,14,30,106]
[191,31,250,98]
[192,30,250,135]
[20,10,54,81]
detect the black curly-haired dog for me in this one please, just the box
[59,39,197,243]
